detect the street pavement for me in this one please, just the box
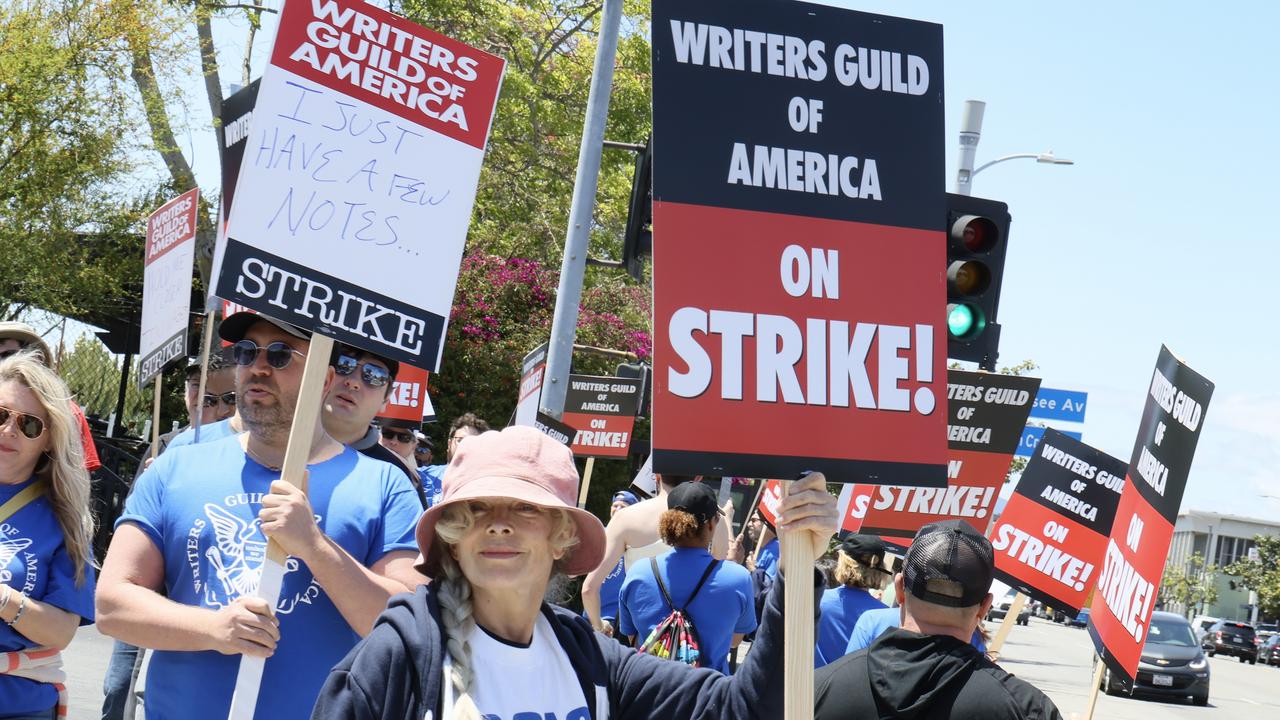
[991,615,1280,719]
[62,615,1280,719]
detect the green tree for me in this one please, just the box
[1226,535,1280,619]
[1159,553,1219,618]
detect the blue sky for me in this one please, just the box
[122,1,1277,520]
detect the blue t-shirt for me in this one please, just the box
[815,586,885,668]
[166,417,238,449]
[618,547,756,674]
[756,538,780,579]
[846,606,987,655]
[418,464,445,506]
[117,436,422,720]
[0,477,97,715]
[598,557,626,621]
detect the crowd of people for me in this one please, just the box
[0,313,1064,719]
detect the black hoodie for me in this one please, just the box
[813,628,1064,720]
[312,570,813,719]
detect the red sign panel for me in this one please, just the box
[1089,346,1214,684]
[377,365,431,423]
[145,188,200,267]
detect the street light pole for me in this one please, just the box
[954,100,985,196]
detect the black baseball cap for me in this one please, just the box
[902,520,994,608]
[667,481,723,525]
[218,311,310,343]
[840,534,887,568]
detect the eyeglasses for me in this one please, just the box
[202,391,236,408]
[334,354,391,388]
[413,446,432,456]
[383,429,415,443]
[0,405,46,440]
[231,340,305,369]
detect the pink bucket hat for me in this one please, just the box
[415,425,606,577]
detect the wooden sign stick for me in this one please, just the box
[781,479,818,720]
[577,456,596,508]
[149,375,163,461]
[1082,654,1106,720]
[227,334,335,720]
[987,591,1028,655]
[192,309,216,442]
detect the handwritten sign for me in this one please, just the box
[215,0,505,369]
[139,188,199,387]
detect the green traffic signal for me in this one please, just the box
[947,302,984,340]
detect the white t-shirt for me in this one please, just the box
[443,613,591,720]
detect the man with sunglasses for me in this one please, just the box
[321,345,428,508]
[130,351,237,481]
[98,312,425,720]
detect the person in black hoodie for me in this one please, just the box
[312,425,835,720]
[814,520,1064,720]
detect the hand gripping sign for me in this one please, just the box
[650,0,947,488]
[215,0,505,372]
[139,188,200,388]
[990,429,1126,615]
[1088,346,1213,685]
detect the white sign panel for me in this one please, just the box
[139,188,199,387]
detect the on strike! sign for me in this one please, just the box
[1089,346,1213,683]
[215,0,505,369]
[650,0,947,484]
[139,188,200,387]
[563,374,642,459]
[847,370,1039,538]
[514,342,548,428]
[376,365,431,423]
[991,429,1126,615]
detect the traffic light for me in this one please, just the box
[621,138,653,283]
[615,361,651,417]
[945,193,1012,371]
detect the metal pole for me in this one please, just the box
[541,0,624,419]
[954,100,985,195]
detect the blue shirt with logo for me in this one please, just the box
[0,477,97,715]
[755,538,780,579]
[166,417,238,449]
[815,586,885,668]
[598,558,626,622]
[618,547,756,674]
[418,464,445,506]
[117,436,422,720]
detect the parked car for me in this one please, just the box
[987,590,1032,626]
[1103,611,1210,706]
[1201,620,1258,664]
[1191,615,1220,643]
[1259,635,1280,667]
[1255,622,1278,641]
[1067,608,1091,628]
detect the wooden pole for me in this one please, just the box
[987,592,1028,656]
[781,479,817,720]
[192,309,216,442]
[1082,654,1106,720]
[149,375,163,460]
[227,334,334,720]
[577,456,596,508]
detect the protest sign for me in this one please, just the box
[756,479,784,530]
[1016,424,1082,458]
[854,370,1040,539]
[650,0,947,486]
[139,188,200,388]
[991,429,1126,614]
[514,342,548,427]
[209,81,261,309]
[1089,346,1213,684]
[214,0,505,370]
[376,365,431,423]
[534,411,576,447]
[563,374,643,458]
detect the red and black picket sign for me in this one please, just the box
[852,370,1039,540]
[1089,346,1214,684]
[991,429,1126,615]
[563,374,642,459]
[649,0,947,485]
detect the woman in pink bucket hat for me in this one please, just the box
[313,425,837,719]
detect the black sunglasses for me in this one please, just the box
[202,391,236,408]
[383,429,415,443]
[334,354,391,388]
[232,340,305,369]
[0,405,46,440]
[414,446,432,456]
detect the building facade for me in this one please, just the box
[1162,510,1278,623]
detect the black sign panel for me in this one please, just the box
[946,371,1042,452]
[1129,345,1215,523]
[535,411,576,447]
[219,80,259,224]
[1020,429,1127,535]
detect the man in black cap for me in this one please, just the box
[814,520,1063,719]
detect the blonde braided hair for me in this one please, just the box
[433,501,581,719]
